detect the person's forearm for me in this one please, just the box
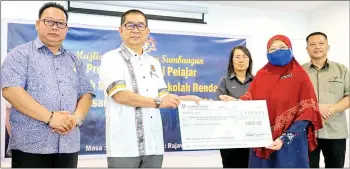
[2,87,51,123]
[74,94,93,120]
[331,95,350,114]
[112,90,157,108]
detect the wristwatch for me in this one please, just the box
[154,97,162,108]
[74,115,83,127]
[46,112,54,126]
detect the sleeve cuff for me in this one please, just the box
[79,91,96,99]
[1,82,25,90]
[158,88,169,97]
[107,80,127,97]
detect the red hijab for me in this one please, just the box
[240,35,323,159]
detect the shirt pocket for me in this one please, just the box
[327,77,344,95]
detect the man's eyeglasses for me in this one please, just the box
[123,22,147,31]
[40,19,67,29]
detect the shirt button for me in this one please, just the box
[143,76,145,78]
[151,116,153,118]
[61,94,64,96]
[146,89,148,91]
[56,68,59,70]
[58,81,61,83]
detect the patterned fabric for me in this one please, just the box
[100,44,167,157]
[279,132,298,147]
[106,80,127,96]
[239,35,323,159]
[158,88,169,97]
[249,121,310,167]
[119,43,146,156]
[1,37,94,154]
[272,99,319,131]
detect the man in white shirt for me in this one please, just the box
[99,9,203,168]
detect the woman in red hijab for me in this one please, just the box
[221,35,323,167]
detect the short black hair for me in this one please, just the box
[38,2,68,21]
[227,46,253,77]
[120,9,148,26]
[306,32,328,43]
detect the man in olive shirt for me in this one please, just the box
[302,32,349,168]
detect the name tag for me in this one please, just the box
[281,73,292,80]
[150,64,159,78]
[150,71,159,78]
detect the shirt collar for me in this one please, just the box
[34,37,66,55]
[229,72,253,81]
[120,43,146,60]
[308,59,329,70]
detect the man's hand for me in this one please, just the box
[52,114,77,135]
[49,111,75,134]
[219,95,237,102]
[319,104,334,121]
[180,95,205,104]
[160,94,180,108]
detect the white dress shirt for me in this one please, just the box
[99,43,168,157]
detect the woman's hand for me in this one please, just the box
[219,95,237,102]
[265,138,283,150]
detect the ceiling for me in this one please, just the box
[205,1,348,12]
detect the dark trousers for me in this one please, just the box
[220,148,250,168]
[309,138,346,168]
[11,149,78,168]
[5,130,10,157]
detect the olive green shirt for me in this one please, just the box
[302,60,349,139]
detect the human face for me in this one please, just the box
[119,13,150,48]
[35,7,68,48]
[232,49,249,72]
[306,35,329,60]
[268,40,289,53]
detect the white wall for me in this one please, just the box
[307,1,349,66]
[0,1,310,74]
[1,1,348,168]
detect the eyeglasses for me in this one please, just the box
[40,19,67,29]
[268,46,289,53]
[123,22,147,31]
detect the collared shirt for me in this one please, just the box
[215,72,253,99]
[99,43,168,157]
[302,60,349,139]
[1,37,95,154]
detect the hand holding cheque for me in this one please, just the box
[178,99,274,150]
